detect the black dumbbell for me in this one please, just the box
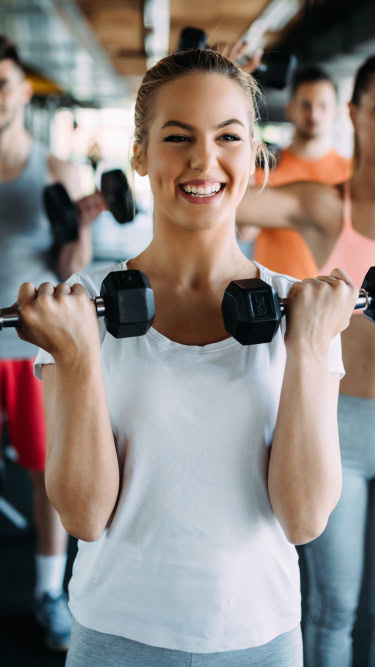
[0,270,155,340]
[222,267,375,345]
[44,169,135,246]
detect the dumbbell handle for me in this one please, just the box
[279,288,372,317]
[2,288,372,330]
[0,297,106,331]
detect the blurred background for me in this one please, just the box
[1,0,374,665]
[1,0,373,264]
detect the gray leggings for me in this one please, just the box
[66,619,303,667]
[302,394,375,666]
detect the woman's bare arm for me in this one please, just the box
[268,357,341,545]
[267,269,358,545]
[236,181,339,235]
[42,360,119,542]
[17,280,120,542]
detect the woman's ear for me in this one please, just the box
[133,143,148,176]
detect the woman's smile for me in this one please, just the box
[177,180,226,204]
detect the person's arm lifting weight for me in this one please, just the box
[47,156,95,280]
[3,270,154,540]
[269,268,358,543]
[16,280,119,541]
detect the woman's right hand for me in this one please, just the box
[284,268,359,356]
[16,281,101,366]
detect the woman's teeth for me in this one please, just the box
[181,183,222,197]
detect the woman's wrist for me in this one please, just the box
[284,338,331,368]
[53,342,101,374]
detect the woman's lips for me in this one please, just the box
[178,184,225,204]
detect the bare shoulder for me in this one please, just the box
[47,154,83,200]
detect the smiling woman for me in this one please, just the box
[134,75,252,233]
[12,48,360,667]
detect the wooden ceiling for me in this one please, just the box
[77,0,302,77]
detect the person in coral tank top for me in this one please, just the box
[237,56,375,667]
[248,65,351,279]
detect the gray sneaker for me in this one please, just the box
[34,591,72,651]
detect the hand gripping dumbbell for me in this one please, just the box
[222,267,375,345]
[0,271,155,340]
[44,169,135,245]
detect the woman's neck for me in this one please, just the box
[131,217,255,289]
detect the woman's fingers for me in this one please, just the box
[285,268,360,351]
[313,268,357,288]
[17,281,38,305]
[55,283,72,296]
[329,267,355,284]
[70,283,88,296]
[37,282,56,296]
[14,279,98,361]
[313,269,359,308]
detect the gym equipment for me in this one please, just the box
[0,270,155,340]
[222,267,375,345]
[178,27,208,50]
[254,52,297,91]
[44,169,135,245]
[177,26,297,90]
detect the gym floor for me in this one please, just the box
[0,444,77,666]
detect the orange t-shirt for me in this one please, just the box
[253,149,352,279]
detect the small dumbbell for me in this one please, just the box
[222,267,375,345]
[0,270,155,340]
[44,169,135,245]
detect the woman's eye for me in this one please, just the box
[163,135,191,143]
[220,134,241,142]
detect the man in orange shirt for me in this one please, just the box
[248,66,351,278]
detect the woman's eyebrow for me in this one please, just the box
[161,118,245,131]
[216,118,245,129]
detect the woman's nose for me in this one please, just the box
[189,140,217,171]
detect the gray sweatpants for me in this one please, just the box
[66,619,303,666]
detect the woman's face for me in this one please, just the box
[135,72,254,231]
[350,74,375,161]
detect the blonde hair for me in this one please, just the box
[132,48,269,185]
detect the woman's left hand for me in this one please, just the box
[284,268,359,355]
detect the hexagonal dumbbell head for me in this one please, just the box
[100,270,155,338]
[362,267,375,323]
[222,278,282,345]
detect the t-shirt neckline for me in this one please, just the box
[121,259,267,352]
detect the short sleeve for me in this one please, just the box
[328,333,345,379]
[33,262,124,380]
[257,264,345,380]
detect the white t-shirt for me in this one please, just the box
[34,261,344,653]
